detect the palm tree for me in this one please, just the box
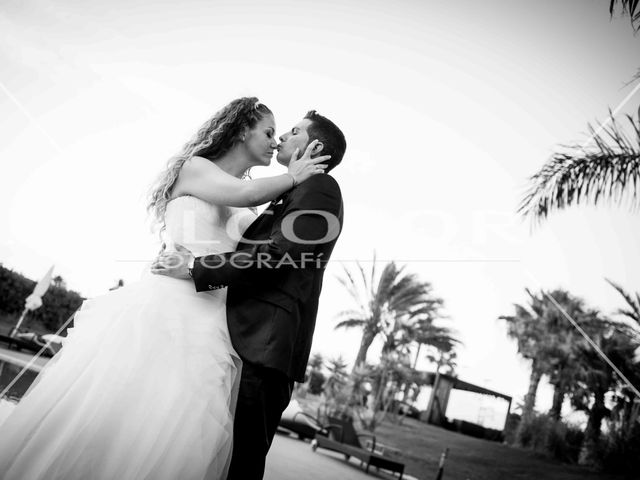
[335,253,444,370]
[503,289,640,459]
[519,1,640,224]
[322,357,349,403]
[500,289,585,423]
[501,295,548,421]
[323,356,349,396]
[376,311,460,410]
[566,317,640,466]
[519,109,640,224]
[610,0,640,31]
[606,278,640,327]
[319,356,351,419]
[547,346,581,421]
[411,319,460,369]
[380,304,454,360]
[541,292,593,421]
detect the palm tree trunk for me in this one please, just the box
[366,368,387,431]
[353,329,377,371]
[515,360,543,447]
[522,360,542,420]
[549,385,565,421]
[579,389,607,467]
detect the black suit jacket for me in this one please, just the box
[191,174,343,382]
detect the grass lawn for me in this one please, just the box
[295,394,625,480]
[372,417,625,480]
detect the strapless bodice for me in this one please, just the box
[163,196,257,257]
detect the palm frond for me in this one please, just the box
[610,0,640,31]
[375,263,401,303]
[334,308,365,319]
[370,250,378,299]
[519,109,640,225]
[336,264,367,312]
[606,277,640,325]
[335,318,368,330]
[386,273,431,310]
[415,324,461,351]
[356,259,370,302]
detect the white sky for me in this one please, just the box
[2,0,640,428]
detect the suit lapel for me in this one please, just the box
[236,188,294,250]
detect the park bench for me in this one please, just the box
[310,415,404,479]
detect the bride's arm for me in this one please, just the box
[190,174,343,290]
[172,142,330,207]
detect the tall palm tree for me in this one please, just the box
[335,253,443,370]
[541,292,593,421]
[566,317,640,466]
[501,301,548,421]
[547,345,581,421]
[500,289,585,423]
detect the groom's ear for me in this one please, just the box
[311,141,324,157]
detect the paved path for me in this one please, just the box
[266,432,417,480]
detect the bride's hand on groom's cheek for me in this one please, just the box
[150,244,194,279]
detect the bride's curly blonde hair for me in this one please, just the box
[147,97,272,228]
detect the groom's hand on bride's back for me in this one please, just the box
[150,244,194,280]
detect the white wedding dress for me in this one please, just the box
[0,196,256,480]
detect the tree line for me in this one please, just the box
[0,264,83,335]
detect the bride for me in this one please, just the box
[0,97,329,480]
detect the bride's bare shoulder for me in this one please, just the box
[181,156,221,174]
[171,156,223,199]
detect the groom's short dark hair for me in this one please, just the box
[304,110,346,172]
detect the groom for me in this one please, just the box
[155,110,345,479]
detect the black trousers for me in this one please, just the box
[226,361,293,480]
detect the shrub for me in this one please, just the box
[545,418,584,463]
[600,422,640,475]
[511,412,583,463]
[0,264,83,335]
